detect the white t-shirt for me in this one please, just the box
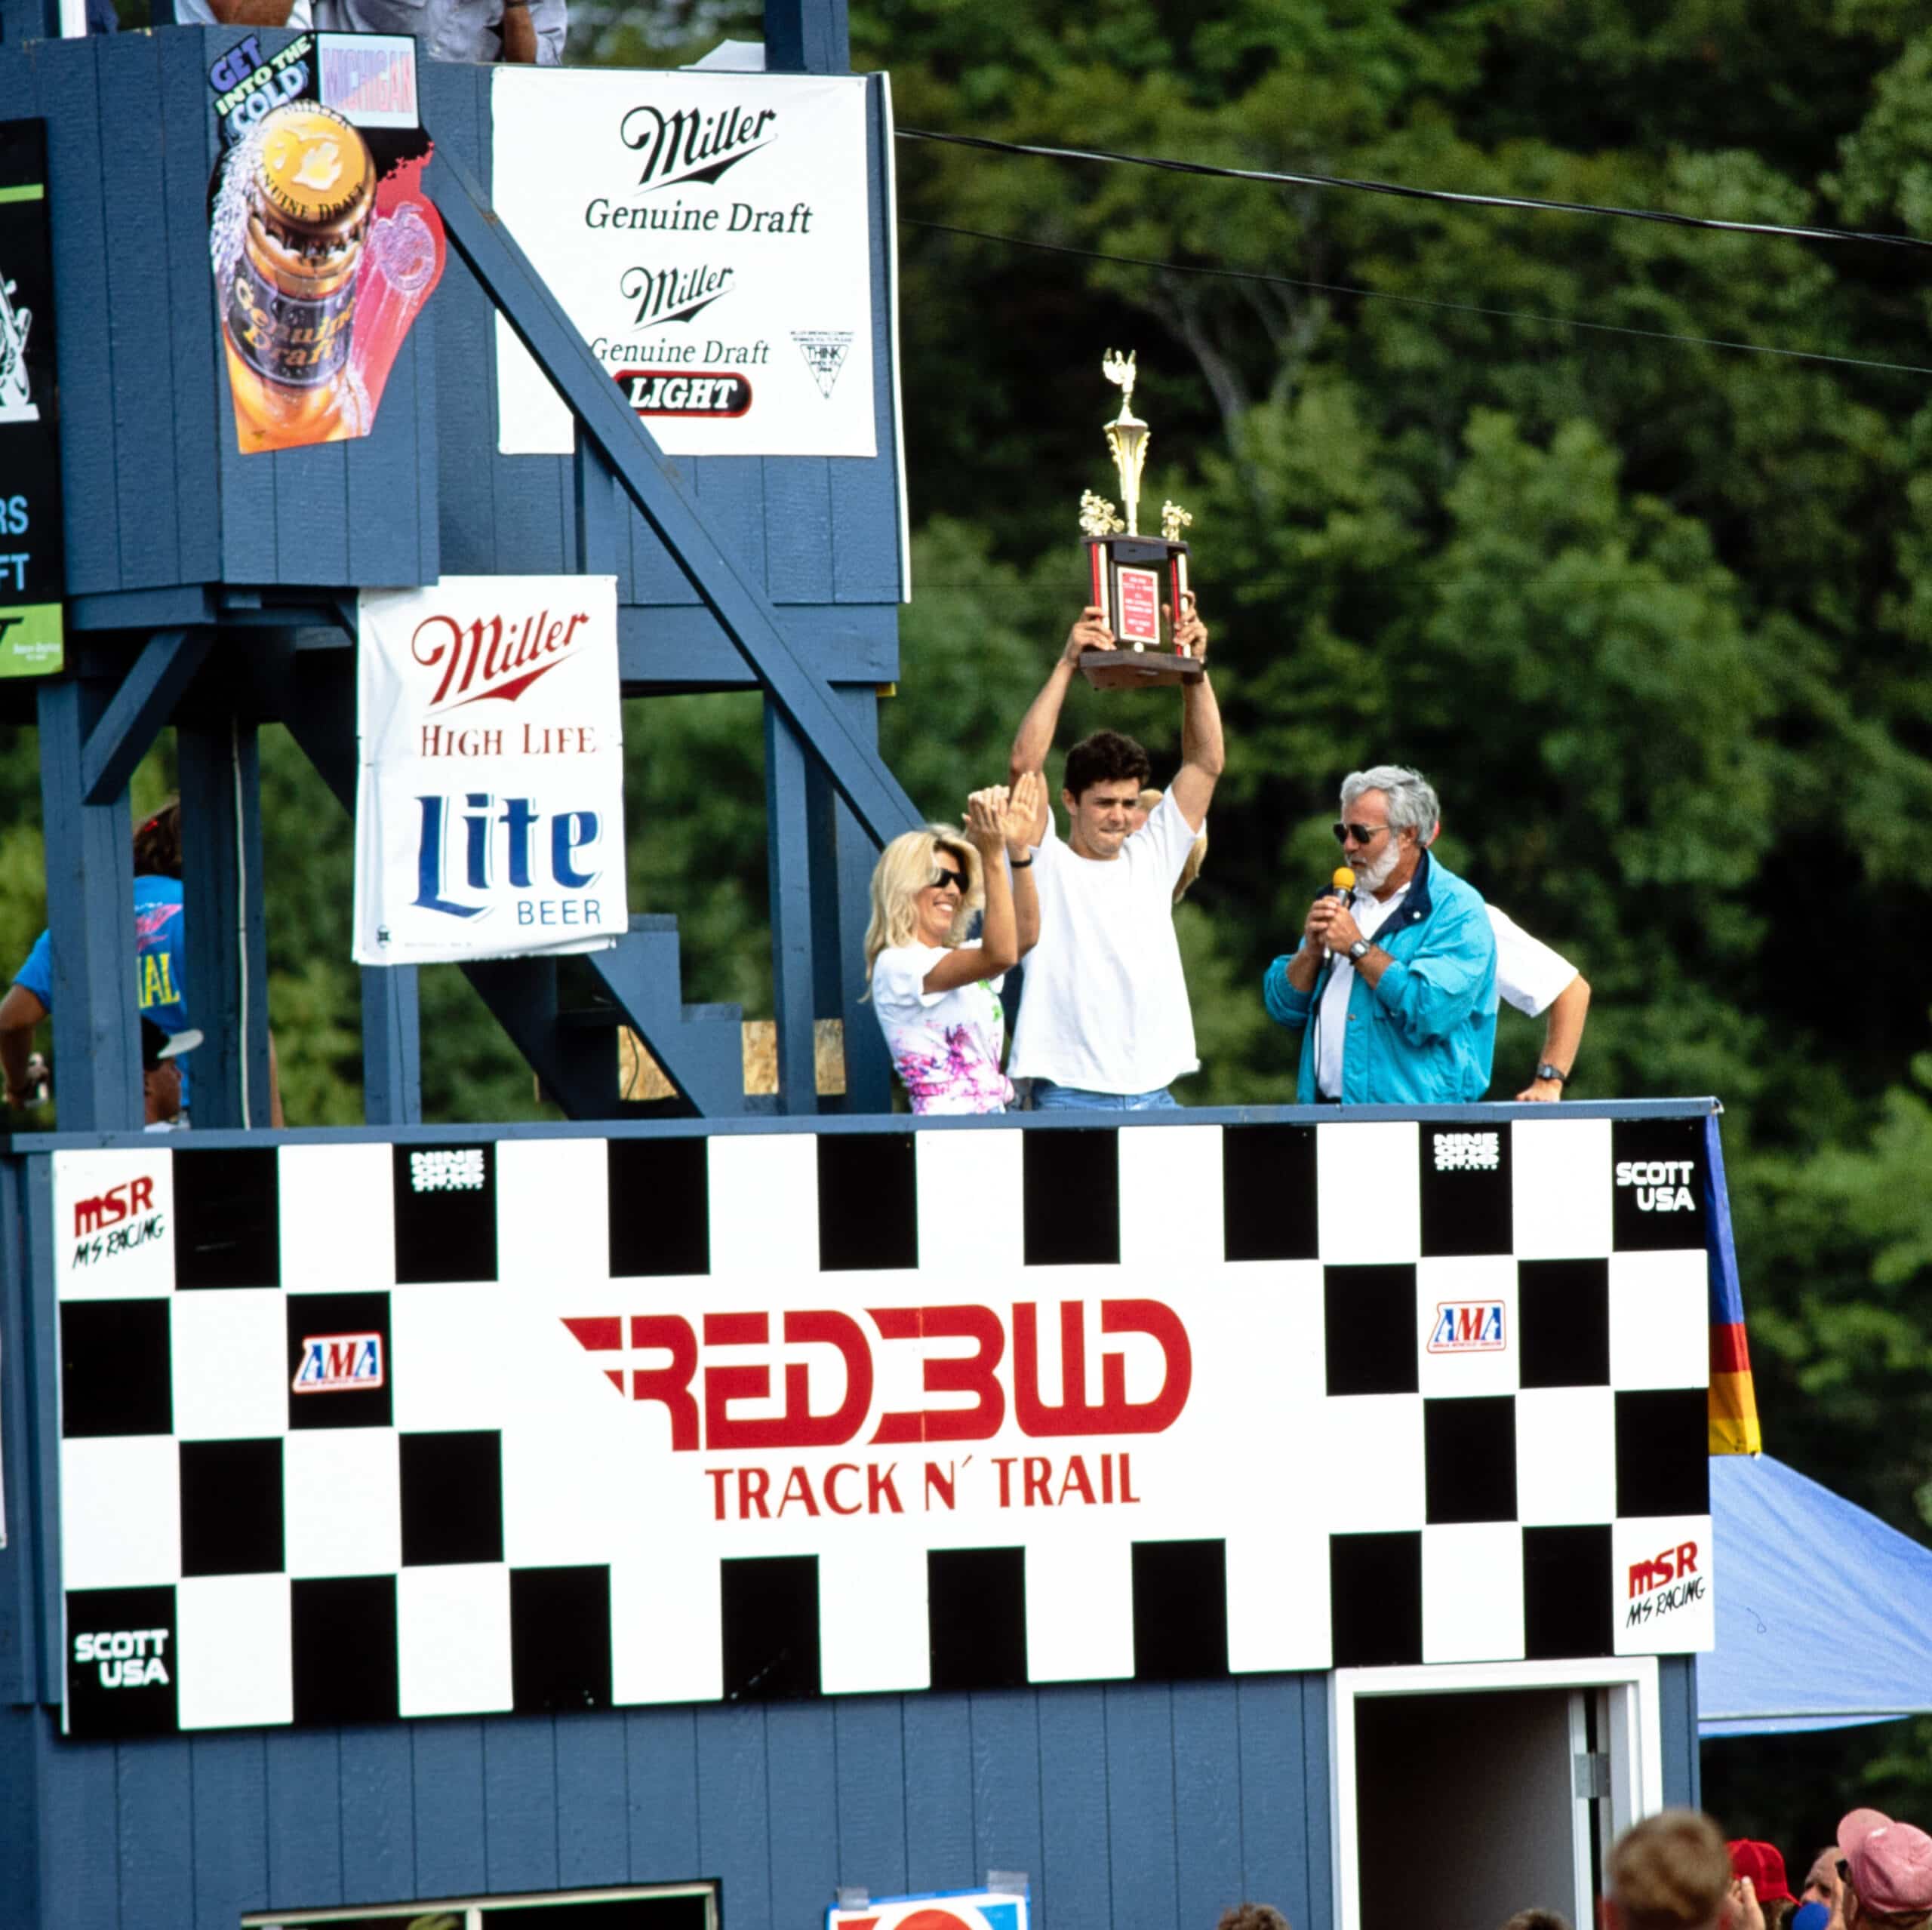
[1314,878,1411,1100]
[1008,791,1199,1095]
[870,941,1013,1114]
[1489,906,1578,1017]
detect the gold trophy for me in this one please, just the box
[1076,351,1201,690]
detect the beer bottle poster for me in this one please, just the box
[206,33,446,456]
[0,118,66,680]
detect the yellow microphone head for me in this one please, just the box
[1333,865,1356,893]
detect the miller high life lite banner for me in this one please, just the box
[491,69,878,458]
[352,574,626,965]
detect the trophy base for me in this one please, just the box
[1083,535,1195,672]
[1078,648,1205,691]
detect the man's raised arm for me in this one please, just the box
[1009,607,1113,787]
[1168,598,1222,831]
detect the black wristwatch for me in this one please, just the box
[1535,1062,1567,1085]
[1347,939,1371,963]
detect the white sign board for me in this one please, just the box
[49,1117,1719,1737]
[829,1893,1028,1930]
[352,574,626,964]
[491,68,878,458]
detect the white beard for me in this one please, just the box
[1354,835,1404,894]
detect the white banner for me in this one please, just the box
[491,67,878,458]
[352,575,627,965]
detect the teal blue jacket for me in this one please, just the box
[1262,851,1498,1104]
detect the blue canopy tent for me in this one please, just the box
[1703,1455,1932,1735]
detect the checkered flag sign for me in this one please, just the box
[52,1114,1716,1738]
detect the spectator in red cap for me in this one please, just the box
[1730,1842,1798,1930]
[1837,1809,1932,1928]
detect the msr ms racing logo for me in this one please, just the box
[71,1175,165,1269]
[1626,1540,1705,1628]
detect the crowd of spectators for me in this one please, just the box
[1215,1805,1932,1930]
[868,598,1591,1116]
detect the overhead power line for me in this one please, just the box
[898,127,1932,256]
[903,218,1932,380]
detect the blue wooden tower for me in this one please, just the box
[0,3,1716,1925]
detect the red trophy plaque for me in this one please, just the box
[1077,349,1201,690]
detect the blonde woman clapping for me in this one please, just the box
[865,771,1042,1114]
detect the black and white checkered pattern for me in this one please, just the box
[54,1116,1715,1738]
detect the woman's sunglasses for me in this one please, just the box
[929,865,968,894]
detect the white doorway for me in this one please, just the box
[1331,1658,1665,1930]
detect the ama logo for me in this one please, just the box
[292,1332,384,1394]
[1427,1302,1506,1354]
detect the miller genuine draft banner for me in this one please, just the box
[0,119,64,679]
[207,32,445,456]
[352,574,627,966]
[491,68,879,458]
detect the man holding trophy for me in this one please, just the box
[1004,354,1223,1110]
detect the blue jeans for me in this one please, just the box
[1029,1081,1181,1111]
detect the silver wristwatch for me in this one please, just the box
[1347,939,1371,963]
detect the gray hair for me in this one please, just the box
[1340,764,1438,842]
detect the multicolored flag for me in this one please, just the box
[1703,1114,1761,1455]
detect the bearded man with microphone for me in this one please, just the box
[1263,765,1498,1104]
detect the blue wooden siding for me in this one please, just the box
[1657,1655,1700,1810]
[0,35,906,622]
[3,1679,1335,1930]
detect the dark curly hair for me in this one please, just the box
[133,799,182,879]
[1063,729,1152,801]
[1217,1904,1291,1930]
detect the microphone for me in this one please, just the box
[1318,865,1355,961]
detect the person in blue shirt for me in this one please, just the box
[1263,764,1498,1105]
[2,803,193,1114]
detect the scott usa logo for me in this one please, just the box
[1427,1301,1506,1353]
[1617,1159,1697,1212]
[292,1332,384,1394]
[72,1627,170,1689]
